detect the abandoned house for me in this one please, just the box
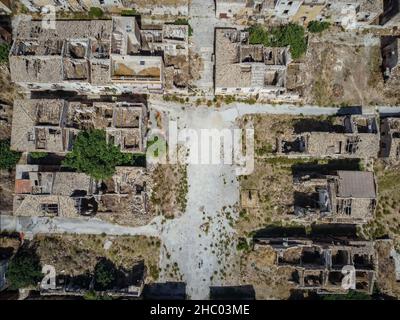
[254,237,376,294]
[380,117,400,161]
[13,164,148,219]
[294,170,377,224]
[381,36,400,80]
[9,16,189,94]
[277,115,380,159]
[215,28,294,98]
[10,99,148,154]
[40,260,146,298]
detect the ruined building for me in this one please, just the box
[40,260,146,298]
[9,16,189,94]
[277,115,380,159]
[294,170,377,224]
[380,117,400,161]
[215,28,294,98]
[19,0,189,16]
[255,237,376,294]
[10,99,148,154]
[13,164,149,219]
[381,36,400,80]
[216,0,393,30]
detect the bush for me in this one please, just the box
[62,129,132,180]
[236,238,249,251]
[321,290,372,300]
[248,23,307,59]
[88,7,104,18]
[6,247,43,290]
[121,9,138,16]
[0,43,10,64]
[0,140,21,170]
[307,21,331,33]
[30,152,48,159]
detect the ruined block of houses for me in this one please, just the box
[10,99,148,154]
[294,170,377,224]
[19,0,189,16]
[255,237,376,294]
[13,164,149,218]
[277,115,380,159]
[380,117,400,161]
[215,28,293,98]
[219,0,400,30]
[40,260,146,298]
[9,16,189,94]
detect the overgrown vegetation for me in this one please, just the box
[321,290,371,300]
[0,43,10,64]
[6,246,43,290]
[62,129,132,180]
[307,21,331,33]
[120,9,138,16]
[0,140,21,170]
[173,18,193,37]
[88,7,104,19]
[248,23,307,59]
[29,152,48,159]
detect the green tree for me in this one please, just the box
[0,140,21,169]
[6,248,43,290]
[88,7,104,18]
[94,258,117,291]
[62,129,132,180]
[307,21,331,33]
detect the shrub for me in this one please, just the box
[6,247,43,289]
[0,140,21,170]
[88,7,104,18]
[62,129,132,180]
[307,21,331,33]
[0,43,10,64]
[321,290,372,300]
[236,238,249,251]
[121,9,137,16]
[30,152,48,159]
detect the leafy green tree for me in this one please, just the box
[6,248,43,290]
[307,21,331,33]
[0,140,21,170]
[94,258,117,291]
[62,129,132,180]
[88,7,103,18]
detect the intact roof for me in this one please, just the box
[336,171,376,199]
